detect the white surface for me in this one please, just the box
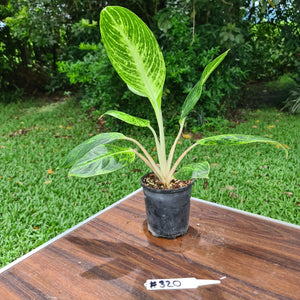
[144,277,220,290]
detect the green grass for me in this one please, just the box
[0,99,299,268]
[0,98,140,268]
[188,109,299,223]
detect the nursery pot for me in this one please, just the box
[141,173,194,239]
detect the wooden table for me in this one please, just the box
[0,189,299,299]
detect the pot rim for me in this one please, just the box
[141,172,195,194]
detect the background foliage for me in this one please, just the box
[1,0,299,120]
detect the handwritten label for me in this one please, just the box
[144,277,220,290]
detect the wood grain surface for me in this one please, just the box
[0,190,299,299]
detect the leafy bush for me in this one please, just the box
[281,70,300,114]
[155,8,247,123]
[57,18,125,113]
[0,8,18,91]
[249,23,297,80]
[58,43,123,111]
[282,85,300,114]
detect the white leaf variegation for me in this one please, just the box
[197,134,288,156]
[174,162,210,181]
[61,132,126,168]
[103,110,150,127]
[127,85,147,97]
[100,6,166,115]
[69,144,135,177]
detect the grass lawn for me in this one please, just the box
[0,97,299,268]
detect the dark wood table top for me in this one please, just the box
[0,189,299,299]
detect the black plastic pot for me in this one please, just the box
[141,173,194,239]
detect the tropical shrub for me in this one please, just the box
[58,43,122,111]
[154,7,247,122]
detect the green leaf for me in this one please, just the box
[69,144,135,177]
[180,50,229,121]
[61,132,126,168]
[174,162,210,181]
[100,6,166,113]
[103,110,150,127]
[127,85,147,97]
[197,134,288,155]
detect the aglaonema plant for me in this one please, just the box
[61,6,287,187]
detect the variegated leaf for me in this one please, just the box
[100,6,166,113]
[127,85,147,97]
[103,110,150,127]
[69,144,135,177]
[61,132,126,168]
[180,50,229,122]
[197,134,287,155]
[174,162,210,181]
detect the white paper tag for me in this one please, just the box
[144,277,221,290]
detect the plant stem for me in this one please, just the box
[168,142,199,181]
[148,125,160,150]
[124,136,160,175]
[167,118,185,170]
[156,110,169,184]
[133,150,163,181]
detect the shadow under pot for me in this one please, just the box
[141,173,194,239]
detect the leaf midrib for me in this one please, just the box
[109,9,159,111]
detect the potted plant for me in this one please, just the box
[61,6,286,239]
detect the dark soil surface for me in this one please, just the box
[142,172,193,190]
